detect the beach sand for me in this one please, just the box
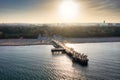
[63,37,120,43]
[0,37,120,46]
[0,39,49,46]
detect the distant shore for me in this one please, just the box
[0,37,120,46]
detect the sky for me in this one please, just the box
[0,0,120,23]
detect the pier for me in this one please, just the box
[51,39,89,65]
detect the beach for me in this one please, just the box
[63,37,120,43]
[0,39,49,46]
[0,37,120,46]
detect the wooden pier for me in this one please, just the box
[51,39,89,65]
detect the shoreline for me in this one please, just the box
[0,37,120,46]
[63,37,120,43]
[0,39,49,46]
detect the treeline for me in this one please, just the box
[0,25,120,39]
[50,26,120,38]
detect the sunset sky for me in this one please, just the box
[0,0,120,23]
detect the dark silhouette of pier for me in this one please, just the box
[51,39,89,65]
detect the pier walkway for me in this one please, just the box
[51,39,89,65]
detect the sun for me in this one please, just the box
[58,0,79,20]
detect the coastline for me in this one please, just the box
[0,37,120,46]
[0,39,49,46]
[64,37,120,43]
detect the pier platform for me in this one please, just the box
[51,39,89,65]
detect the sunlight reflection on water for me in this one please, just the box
[0,42,120,80]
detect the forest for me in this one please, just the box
[0,24,120,39]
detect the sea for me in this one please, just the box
[0,42,120,80]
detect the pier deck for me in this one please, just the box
[51,39,89,65]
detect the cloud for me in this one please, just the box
[82,0,120,13]
[0,0,120,13]
[0,0,120,23]
[0,0,48,12]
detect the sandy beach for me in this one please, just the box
[0,37,120,46]
[0,39,49,46]
[63,37,120,43]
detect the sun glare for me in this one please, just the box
[58,0,79,20]
[65,43,73,48]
